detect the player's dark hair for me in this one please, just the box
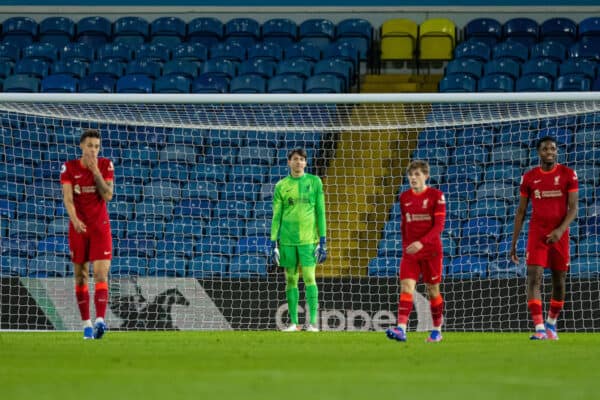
[287,147,307,160]
[407,160,430,175]
[537,136,557,150]
[80,128,101,143]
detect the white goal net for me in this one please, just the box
[0,92,599,332]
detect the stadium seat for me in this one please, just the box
[79,75,115,93]
[118,238,157,258]
[469,199,509,221]
[483,58,520,80]
[238,59,277,79]
[483,165,521,184]
[173,199,213,220]
[126,220,166,240]
[578,17,600,42]
[578,236,600,256]
[52,59,88,79]
[150,16,185,46]
[489,145,528,165]
[135,43,171,63]
[0,61,11,79]
[540,18,577,46]
[97,43,134,63]
[478,74,515,92]
[195,236,237,256]
[559,59,597,80]
[445,58,484,79]
[267,75,304,93]
[336,18,373,61]
[305,74,344,93]
[188,255,229,278]
[463,18,502,47]
[187,17,223,47]
[142,180,181,202]
[453,40,491,62]
[1,237,37,257]
[203,145,239,165]
[15,59,50,79]
[570,256,600,278]
[154,75,191,93]
[377,236,402,257]
[113,16,149,47]
[88,59,125,79]
[299,18,335,51]
[475,182,516,202]
[162,60,199,80]
[181,181,220,201]
[110,256,148,276]
[488,259,526,278]
[418,18,456,61]
[367,257,400,277]
[568,41,600,61]
[1,16,37,47]
[492,41,529,63]
[276,59,313,79]
[192,74,229,93]
[116,74,153,93]
[202,59,237,79]
[380,18,418,61]
[438,73,476,92]
[41,74,78,93]
[216,198,254,217]
[148,256,187,277]
[323,41,360,78]
[459,235,498,257]
[207,218,245,239]
[209,41,247,63]
[515,75,552,92]
[60,42,95,63]
[262,18,297,47]
[76,16,111,48]
[190,163,229,183]
[502,18,539,47]
[236,237,270,256]
[0,255,28,277]
[245,219,271,237]
[313,59,353,91]
[448,256,488,279]
[22,42,59,63]
[0,43,20,63]
[555,75,591,91]
[284,42,321,63]
[224,18,260,47]
[173,42,208,65]
[229,255,268,278]
[247,42,283,63]
[126,60,162,79]
[3,75,40,92]
[446,164,483,185]
[28,255,70,277]
[530,41,567,62]
[521,59,559,80]
[229,75,266,93]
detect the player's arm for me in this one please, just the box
[62,183,86,233]
[510,195,529,263]
[84,155,113,202]
[547,190,578,244]
[315,178,326,239]
[270,184,283,242]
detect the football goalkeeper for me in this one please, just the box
[270,148,327,332]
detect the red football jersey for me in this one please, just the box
[60,158,114,226]
[520,164,578,231]
[399,186,446,254]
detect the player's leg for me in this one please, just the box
[280,245,300,331]
[545,242,569,340]
[70,227,93,339]
[387,256,417,342]
[527,265,547,340]
[92,259,110,339]
[424,255,444,342]
[299,244,319,331]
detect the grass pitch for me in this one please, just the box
[0,331,598,400]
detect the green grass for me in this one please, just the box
[0,331,598,400]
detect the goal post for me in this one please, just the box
[0,92,599,332]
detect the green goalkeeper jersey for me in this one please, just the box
[271,173,326,246]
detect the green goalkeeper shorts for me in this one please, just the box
[279,244,317,268]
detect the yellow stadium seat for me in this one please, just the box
[418,18,456,61]
[380,18,418,61]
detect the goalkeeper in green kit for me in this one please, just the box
[271,148,327,332]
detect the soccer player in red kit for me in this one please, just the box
[386,160,446,343]
[511,136,578,340]
[60,129,114,340]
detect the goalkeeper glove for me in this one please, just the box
[270,241,280,267]
[314,237,327,264]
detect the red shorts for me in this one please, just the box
[400,251,443,284]
[526,228,570,271]
[69,221,113,264]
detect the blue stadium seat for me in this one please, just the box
[336,18,373,61]
[224,18,260,47]
[267,75,304,93]
[88,59,124,79]
[253,200,272,220]
[555,75,591,91]
[483,58,520,80]
[187,17,223,47]
[230,75,267,93]
[0,199,16,219]
[190,163,229,183]
[489,145,528,165]
[41,74,77,93]
[439,73,476,92]
[16,198,54,220]
[79,75,115,93]
[165,218,205,240]
[201,59,237,79]
[537,126,572,147]
[150,16,185,46]
[207,218,245,239]
[97,43,134,63]
[231,164,270,184]
[173,199,213,220]
[367,257,400,277]
[503,18,539,47]
[0,163,35,184]
[578,17,600,42]
[125,220,165,240]
[107,201,135,221]
[60,42,95,63]
[457,126,494,147]
[148,256,187,277]
[76,16,111,48]
[314,58,353,91]
[181,181,220,201]
[448,256,488,279]
[305,74,344,93]
[568,41,600,61]
[262,18,297,47]
[28,255,70,277]
[203,145,239,164]
[236,237,270,256]
[578,163,600,186]
[2,17,37,47]
[238,59,276,80]
[229,255,268,278]
[478,74,514,92]
[195,236,236,256]
[151,161,189,183]
[299,18,335,51]
[113,16,149,47]
[118,238,157,258]
[22,43,59,63]
[451,145,488,165]
[461,217,503,238]
[578,236,600,256]
[173,42,208,64]
[143,180,181,201]
[445,58,484,79]
[521,59,559,80]
[492,41,529,63]
[135,43,171,63]
[475,182,516,202]
[559,59,597,80]
[0,43,20,63]
[192,74,229,93]
[446,164,483,185]
[459,235,498,257]
[116,74,153,93]
[1,237,37,257]
[216,198,253,218]
[126,60,161,79]
[276,58,313,80]
[3,75,40,92]
[209,41,246,63]
[483,165,521,184]
[0,255,28,277]
[245,219,271,237]
[52,59,87,79]
[324,41,360,78]
[469,200,509,221]
[188,254,229,277]
[15,59,50,79]
[162,60,199,80]
[453,39,491,62]
[488,259,526,278]
[516,75,552,92]
[154,75,191,93]
[284,42,321,63]
[47,217,69,236]
[463,18,502,47]
[377,236,402,257]
[530,41,566,62]
[540,18,577,46]
[110,256,148,276]
[135,201,175,222]
[570,256,600,278]
[238,146,274,165]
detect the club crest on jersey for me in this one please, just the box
[74,184,81,195]
[534,189,541,199]
[554,176,560,185]
[108,161,114,171]
[60,163,66,174]
[422,198,429,208]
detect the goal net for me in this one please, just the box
[0,92,599,332]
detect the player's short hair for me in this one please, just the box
[537,136,557,150]
[80,128,101,143]
[407,160,430,175]
[287,147,307,160]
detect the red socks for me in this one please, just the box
[548,299,565,320]
[430,295,444,328]
[397,292,413,325]
[528,299,544,326]
[75,284,90,321]
[94,282,109,319]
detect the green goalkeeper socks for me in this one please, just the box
[286,287,299,325]
[305,285,319,325]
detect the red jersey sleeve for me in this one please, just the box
[60,161,73,185]
[101,158,115,182]
[519,173,530,198]
[419,190,446,245]
[566,168,578,193]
